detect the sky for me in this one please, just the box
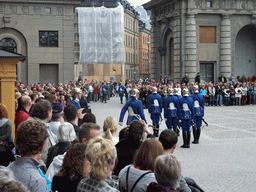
[128,0,151,7]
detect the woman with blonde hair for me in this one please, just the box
[103,116,119,144]
[77,137,119,192]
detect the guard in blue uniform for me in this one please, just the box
[119,89,147,126]
[101,82,108,103]
[164,88,179,134]
[190,85,204,144]
[148,87,162,137]
[118,82,125,104]
[178,88,194,148]
[70,88,82,110]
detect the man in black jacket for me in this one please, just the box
[215,82,223,106]
[195,72,200,84]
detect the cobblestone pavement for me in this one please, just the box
[89,96,256,192]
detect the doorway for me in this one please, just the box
[200,63,214,83]
[40,64,59,85]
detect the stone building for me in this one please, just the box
[75,0,140,82]
[138,21,151,79]
[0,0,80,85]
[143,0,256,83]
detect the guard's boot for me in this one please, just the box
[154,124,159,137]
[196,128,201,144]
[174,128,179,136]
[187,131,191,148]
[181,131,187,148]
[192,129,197,144]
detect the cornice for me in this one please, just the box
[0,0,81,5]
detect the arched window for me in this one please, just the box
[0,38,17,53]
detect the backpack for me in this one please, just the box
[121,166,152,192]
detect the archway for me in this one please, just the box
[235,24,256,79]
[162,27,174,79]
[0,28,28,85]
[169,37,174,75]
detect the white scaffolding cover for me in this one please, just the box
[76,4,125,65]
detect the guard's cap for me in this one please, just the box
[168,88,174,95]
[183,88,189,97]
[131,89,139,97]
[193,85,199,93]
[152,87,157,93]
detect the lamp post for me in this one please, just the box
[146,41,150,80]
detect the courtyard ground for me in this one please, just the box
[89,96,256,192]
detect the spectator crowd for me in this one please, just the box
[1,72,253,191]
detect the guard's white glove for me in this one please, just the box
[164,118,167,122]
[119,122,123,126]
[179,119,182,123]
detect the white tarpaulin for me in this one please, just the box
[76,4,125,65]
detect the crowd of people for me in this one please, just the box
[0,76,209,192]
[0,72,254,191]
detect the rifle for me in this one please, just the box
[202,118,208,126]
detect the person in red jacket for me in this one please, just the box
[15,95,32,133]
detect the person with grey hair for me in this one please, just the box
[46,122,77,168]
[146,154,182,192]
[0,180,29,192]
[0,165,15,183]
[0,166,28,192]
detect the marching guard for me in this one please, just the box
[119,89,147,126]
[118,82,125,104]
[164,88,179,135]
[190,85,204,144]
[148,87,162,137]
[178,88,194,148]
[101,82,108,103]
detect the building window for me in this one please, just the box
[39,31,58,47]
[207,1,213,8]
[46,7,51,14]
[0,38,17,53]
[199,26,216,43]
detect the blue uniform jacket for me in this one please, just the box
[190,93,204,117]
[102,85,108,94]
[118,85,125,97]
[148,93,162,114]
[178,96,194,120]
[164,95,179,118]
[119,97,147,125]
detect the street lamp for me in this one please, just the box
[146,41,150,79]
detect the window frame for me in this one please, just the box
[39,31,59,47]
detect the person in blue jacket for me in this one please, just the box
[118,82,125,104]
[178,88,194,148]
[119,89,147,126]
[70,88,82,110]
[190,85,204,144]
[164,88,179,135]
[101,82,108,103]
[148,87,162,137]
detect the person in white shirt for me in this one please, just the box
[235,84,242,105]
